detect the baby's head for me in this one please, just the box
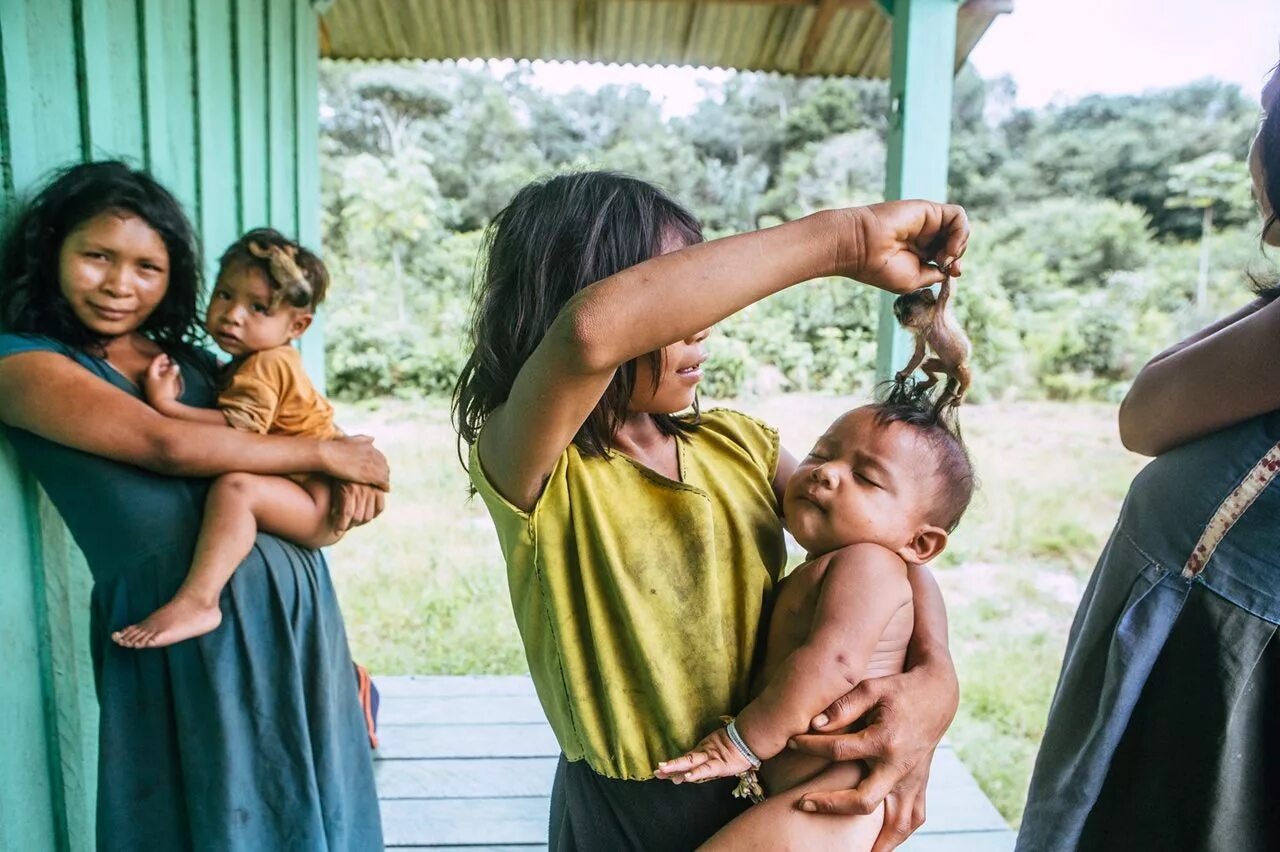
[205,228,329,357]
[783,402,974,565]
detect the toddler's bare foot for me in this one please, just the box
[111,596,222,649]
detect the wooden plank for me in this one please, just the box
[2,0,83,188]
[373,722,559,759]
[395,847,544,852]
[379,695,550,726]
[266,0,296,235]
[0,447,60,852]
[902,830,1016,851]
[195,0,241,282]
[293,0,325,392]
[235,0,269,229]
[36,494,98,851]
[798,0,840,73]
[141,0,198,215]
[375,757,558,799]
[376,675,539,698]
[0,4,95,849]
[381,797,551,847]
[390,836,1016,851]
[79,0,146,162]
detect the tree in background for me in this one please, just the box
[1164,151,1254,318]
[317,61,1275,402]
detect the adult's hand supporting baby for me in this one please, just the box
[787,561,958,851]
[831,201,970,294]
[330,480,387,533]
[786,660,957,852]
[321,435,391,491]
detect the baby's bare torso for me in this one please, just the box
[756,551,914,794]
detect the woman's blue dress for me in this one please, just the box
[1017,412,1280,851]
[0,333,383,851]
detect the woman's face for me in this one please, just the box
[58,211,170,337]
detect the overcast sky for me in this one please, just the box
[969,0,1279,108]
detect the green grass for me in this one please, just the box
[328,394,1147,828]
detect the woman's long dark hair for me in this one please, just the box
[0,160,203,356]
[453,171,704,461]
[1254,72,1280,302]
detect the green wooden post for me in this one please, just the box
[874,0,959,384]
[296,0,326,392]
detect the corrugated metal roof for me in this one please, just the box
[319,1,1009,77]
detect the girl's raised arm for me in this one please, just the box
[480,201,969,511]
[0,351,389,488]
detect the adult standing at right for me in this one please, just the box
[1016,61,1280,851]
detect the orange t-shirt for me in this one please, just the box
[217,345,339,440]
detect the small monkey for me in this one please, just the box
[892,272,972,407]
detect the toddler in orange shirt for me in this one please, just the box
[113,228,354,648]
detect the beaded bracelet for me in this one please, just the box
[725,719,762,770]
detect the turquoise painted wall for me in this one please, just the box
[0,2,321,848]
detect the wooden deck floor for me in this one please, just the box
[373,676,1016,850]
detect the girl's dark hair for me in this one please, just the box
[0,160,203,355]
[217,227,330,309]
[453,171,704,459]
[1254,92,1280,302]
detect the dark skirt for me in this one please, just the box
[1077,583,1280,850]
[550,754,750,851]
[1018,413,1280,852]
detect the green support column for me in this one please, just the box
[874,0,959,384]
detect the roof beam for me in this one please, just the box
[960,0,1014,13]
[623,0,874,7]
[799,0,842,74]
[879,0,1013,15]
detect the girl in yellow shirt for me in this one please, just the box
[454,171,968,850]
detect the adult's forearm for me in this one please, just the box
[1119,297,1280,455]
[153,419,328,478]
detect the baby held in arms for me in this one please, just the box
[656,396,974,851]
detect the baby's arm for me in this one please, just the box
[657,543,912,782]
[143,354,228,425]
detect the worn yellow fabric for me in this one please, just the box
[217,345,339,439]
[470,408,787,780]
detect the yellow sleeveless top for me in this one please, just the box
[469,408,787,780]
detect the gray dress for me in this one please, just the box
[1017,411,1280,851]
[0,333,383,851]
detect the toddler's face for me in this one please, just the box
[205,265,311,357]
[783,407,940,561]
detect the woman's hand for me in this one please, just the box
[320,436,391,491]
[330,480,387,533]
[786,659,958,850]
[831,201,970,294]
[654,727,752,784]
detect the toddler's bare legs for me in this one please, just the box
[698,761,883,852]
[112,473,336,649]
